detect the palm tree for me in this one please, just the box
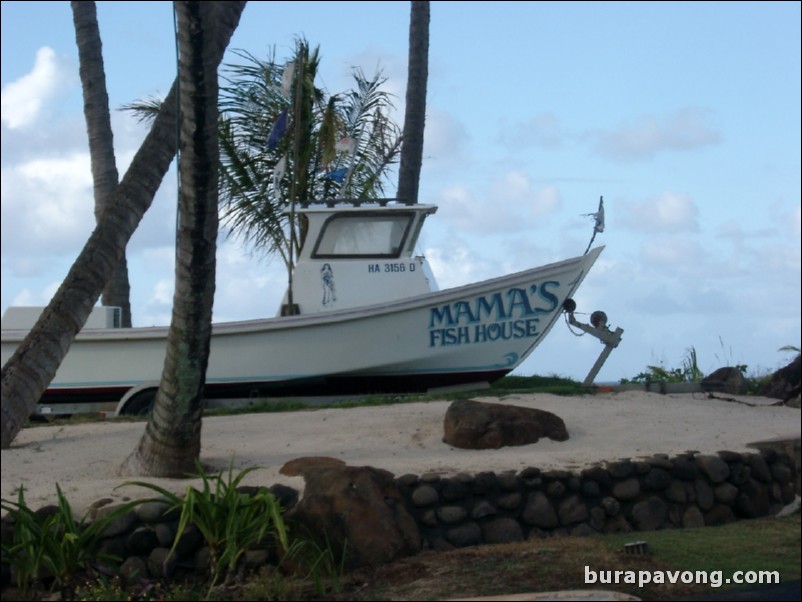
[396,0,430,205]
[71,1,132,327]
[0,1,247,449]
[217,41,402,287]
[121,0,230,477]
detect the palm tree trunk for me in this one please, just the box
[0,1,247,450]
[71,0,132,327]
[120,0,224,477]
[396,0,430,205]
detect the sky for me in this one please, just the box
[1,1,800,384]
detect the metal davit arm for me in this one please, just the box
[563,301,624,387]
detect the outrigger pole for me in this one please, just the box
[567,195,623,385]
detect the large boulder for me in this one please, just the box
[761,354,801,407]
[702,367,747,394]
[279,456,420,569]
[443,399,569,450]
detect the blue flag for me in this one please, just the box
[323,167,348,183]
[267,108,288,150]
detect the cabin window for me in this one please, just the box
[312,213,414,258]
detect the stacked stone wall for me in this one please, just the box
[396,449,798,550]
[1,448,797,588]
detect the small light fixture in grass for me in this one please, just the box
[624,540,649,556]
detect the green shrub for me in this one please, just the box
[621,346,705,385]
[122,460,289,597]
[281,530,348,597]
[1,484,137,599]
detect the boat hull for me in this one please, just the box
[1,247,603,406]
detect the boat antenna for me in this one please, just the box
[285,41,306,315]
[583,196,604,255]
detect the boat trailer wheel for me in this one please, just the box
[122,389,156,416]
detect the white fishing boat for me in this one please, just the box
[1,199,604,415]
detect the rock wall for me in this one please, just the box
[1,447,798,588]
[396,448,798,550]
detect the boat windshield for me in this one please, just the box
[312,213,413,258]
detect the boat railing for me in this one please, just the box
[299,198,415,208]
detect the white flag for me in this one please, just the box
[335,135,356,154]
[273,155,287,191]
[280,61,295,99]
[593,197,605,233]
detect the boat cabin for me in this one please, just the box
[281,200,439,315]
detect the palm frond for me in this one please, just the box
[218,42,401,267]
[119,96,164,124]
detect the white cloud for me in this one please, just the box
[422,109,471,169]
[344,48,407,101]
[592,107,721,162]
[639,234,707,269]
[436,173,562,237]
[795,204,802,240]
[135,278,174,326]
[424,241,497,290]
[7,281,61,309]
[0,153,95,259]
[717,201,802,256]
[527,183,562,218]
[150,278,174,305]
[769,200,802,240]
[1,47,74,130]
[716,219,744,240]
[214,242,288,321]
[750,242,802,277]
[619,192,700,233]
[629,286,692,315]
[9,288,37,307]
[434,184,477,231]
[498,111,566,149]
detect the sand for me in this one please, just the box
[1,391,799,515]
